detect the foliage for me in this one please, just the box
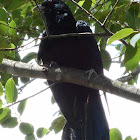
[0,0,140,139]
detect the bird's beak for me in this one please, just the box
[33,4,45,11]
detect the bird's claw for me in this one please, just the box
[50,61,59,67]
[85,69,97,82]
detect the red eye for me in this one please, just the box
[42,0,54,7]
[47,0,54,6]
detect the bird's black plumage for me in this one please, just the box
[37,0,109,139]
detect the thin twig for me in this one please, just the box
[0,32,110,51]
[18,78,36,94]
[92,0,110,13]
[118,66,140,83]
[69,0,128,46]
[69,0,102,27]
[102,0,119,26]
[0,38,38,51]
[111,60,122,63]
[112,53,124,60]
[6,83,56,108]
[44,32,111,39]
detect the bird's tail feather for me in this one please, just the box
[62,91,109,140]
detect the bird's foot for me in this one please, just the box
[42,61,58,71]
[85,69,97,82]
[50,61,59,68]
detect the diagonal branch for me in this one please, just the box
[0,59,140,103]
[118,66,140,83]
[102,0,119,26]
[69,0,128,46]
[6,83,56,108]
[69,0,112,34]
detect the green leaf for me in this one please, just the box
[0,99,3,109]
[19,122,34,135]
[0,21,8,35]
[4,0,28,10]
[0,8,8,23]
[0,37,10,49]
[124,44,140,71]
[125,136,132,140]
[51,96,56,104]
[0,0,4,4]
[100,38,108,50]
[21,52,37,63]
[110,128,122,140]
[82,0,92,11]
[8,20,17,36]
[1,117,18,128]
[110,23,121,33]
[17,100,27,115]
[12,9,22,26]
[5,78,18,103]
[0,107,11,124]
[0,38,15,58]
[4,43,15,58]
[0,52,4,64]
[100,50,111,71]
[0,82,3,96]
[49,116,65,134]
[133,138,137,140]
[12,9,21,19]
[25,134,35,140]
[37,127,50,138]
[130,33,140,47]
[0,73,11,85]
[125,3,140,29]
[108,28,135,45]
[128,75,138,85]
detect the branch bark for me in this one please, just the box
[0,59,140,103]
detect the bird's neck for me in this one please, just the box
[44,13,76,35]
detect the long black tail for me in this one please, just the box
[61,90,109,140]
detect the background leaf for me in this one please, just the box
[36,127,50,138]
[5,78,17,103]
[108,28,135,45]
[130,33,140,47]
[0,108,11,124]
[110,128,122,140]
[25,134,35,140]
[49,116,65,134]
[1,117,18,128]
[17,100,27,116]
[19,122,34,135]
[124,45,140,72]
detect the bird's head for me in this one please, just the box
[34,0,76,34]
[34,0,71,21]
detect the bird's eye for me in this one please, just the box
[47,0,54,6]
[42,0,54,7]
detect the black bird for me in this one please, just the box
[37,0,109,139]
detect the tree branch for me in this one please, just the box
[69,0,128,46]
[118,66,140,83]
[6,83,56,108]
[102,0,119,26]
[0,59,140,103]
[0,33,110,51]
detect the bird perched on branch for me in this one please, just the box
[37,0,109,139]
